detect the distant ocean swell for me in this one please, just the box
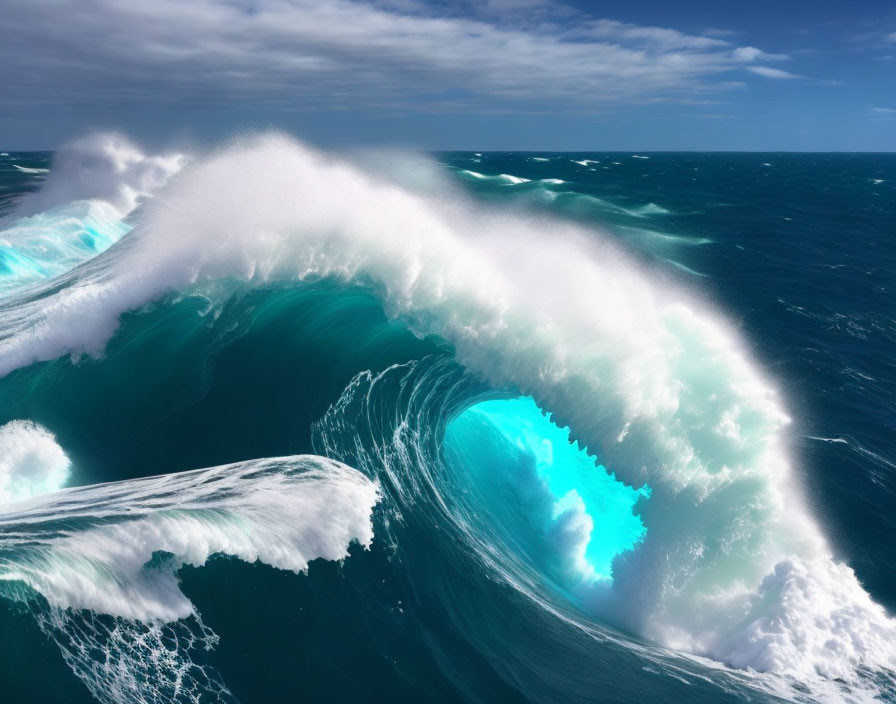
[0,134,893,703]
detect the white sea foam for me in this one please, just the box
[0,133,185,296]
[0,420,70,503]
[15,132,186,218]
[459,169,531,185]
[0,453,378,703]
[0,133,892,691]
[12,164,49,174]
[0,454,379,621]
[498,173,530,184]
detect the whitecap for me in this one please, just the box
[0,453,378,704]
[498,173,531,184]
[0,420,70,503]
[13,165,49,174]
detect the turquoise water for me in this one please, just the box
[447,397,648,580]
[0,142,895,703]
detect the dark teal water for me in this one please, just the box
[0,147,894,703]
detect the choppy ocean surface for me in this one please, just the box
[0,136,894,703]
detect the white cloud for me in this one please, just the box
[747,66,802,80]
[733,46,764,62]
[886,32,896,42]
[870,107,896,113]
[577,19,730,50]
[732,46,788,62]
[0,0,792,114]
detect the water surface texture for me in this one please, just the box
[0,140,894,703]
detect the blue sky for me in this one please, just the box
[1,0,895,150]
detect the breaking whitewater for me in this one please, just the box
[1,134,895,703]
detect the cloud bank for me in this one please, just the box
[0,0,788,115]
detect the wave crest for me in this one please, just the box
[0,453,379,703]
[0,133,893,694]
[0,420,70,503]
[0,133,185,296]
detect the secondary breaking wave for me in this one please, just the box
[0,133,184,296]
[0,454,379,703]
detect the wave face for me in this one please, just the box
[1,136,895,703]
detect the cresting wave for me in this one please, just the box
[0,420,70,503]
[0,454,379,703]
[455,166,677,230]
[0,133,185,295]
[0,133,894,699]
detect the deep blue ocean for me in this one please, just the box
[0,137,894,703]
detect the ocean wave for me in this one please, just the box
[459,169,532,185]
[455,171,689,229]
[629,203,670,216]
[12,165,50,174]
[0,420,70,503]
[0,133,893,698]
[0,453,379,703]
[523,188,673,222]
[619,226,712,247]
[0,133,185,297]
[0,454,378,619]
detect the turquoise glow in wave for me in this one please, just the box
[0,206,131,295]
[450,397,648,580]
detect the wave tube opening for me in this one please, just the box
[444,396,649,585]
